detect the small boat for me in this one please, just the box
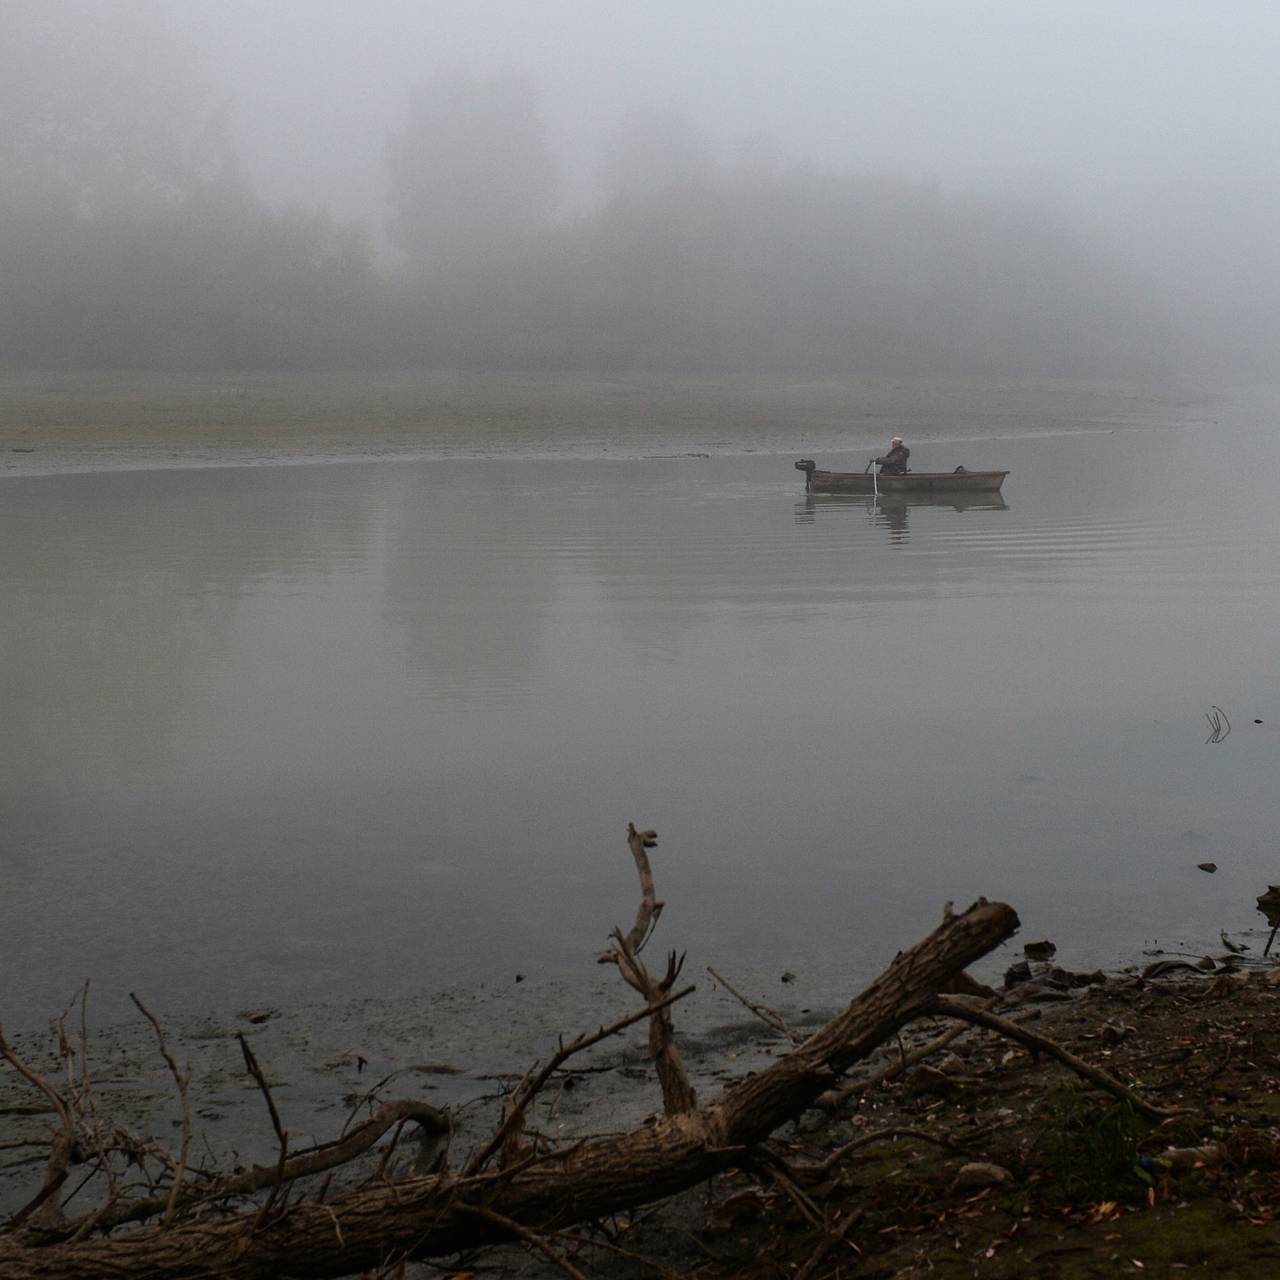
[795,459,1009,495]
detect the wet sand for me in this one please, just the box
[0,369,1214,476]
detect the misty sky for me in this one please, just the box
[192,0,1280,256]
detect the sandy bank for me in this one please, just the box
[0,369,1214,477]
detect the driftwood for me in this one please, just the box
[598,824,698,1115]
[0,827,1034,1279]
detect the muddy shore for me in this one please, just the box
[5,932,1280,1277]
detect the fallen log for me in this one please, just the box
[0,898,1019,1280]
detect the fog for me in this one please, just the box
[4,0,1278,377]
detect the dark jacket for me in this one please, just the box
[875,444,910,475]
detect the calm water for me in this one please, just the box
[4,398,1279,1026]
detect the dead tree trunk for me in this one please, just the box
[599,824,697,1115]
[0,899,1019,1280]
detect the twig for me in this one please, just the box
[130,994,193,1224]
[236,1033,290,1224]
[59,1099,450,1238]
[932,995,1176,1120]
[543,1224,689,1280]
[793,1210,861,1280]
[1205,705,1230,744]
[73,982,116,1205]
[253,1141,290,1232]
[317,1202,345,1248]
[816,1017,976,1108]
[236,1033,286,1149]
[800,1126,977,1177]
[340,1070,398,1138]
[458,1204,589,1280]
[707,966,799,1044]
[0,1028,75,1144]
[464,984,695,1177]
[750,1153,825,1228]
[0,1024,78,1232]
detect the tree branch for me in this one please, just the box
[0,899,1019,1279]
[931,994,1175,1121]
[599,824,698,1116]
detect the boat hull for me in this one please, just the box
[794,460,1008,495]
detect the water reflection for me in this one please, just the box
[795,492,1009,547]
[0,467,375,816]
[380,466,559,702]
[5,410,1280,1030]
[797,491,1008,520]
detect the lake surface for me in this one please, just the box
[4,394,1279,1027]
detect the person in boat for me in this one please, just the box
[875,436,910,475]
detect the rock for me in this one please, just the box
[1256,886,1280,927]
[1195,956,1218,971]
[1197,862,1218,873]
[1140,1142,1225,1174]
[935,1052,966,1076]
[1100,1019,1133,1045]
[1003,960,1032,989]
[237,1008,277,1024]
[1003,982,1072,1004]
[1023,940,1056,962]
[780,971,796,984]
[951,1161,1012,1191]
[1046,966,1107,989]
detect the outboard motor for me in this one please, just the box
[794,459,816,491]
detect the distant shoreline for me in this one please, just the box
[0,369,1216,478]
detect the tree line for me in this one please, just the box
[0,7,1179,376]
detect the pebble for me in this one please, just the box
[952,1161,1012,1190]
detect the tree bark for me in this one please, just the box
[0,901,1018,1280]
